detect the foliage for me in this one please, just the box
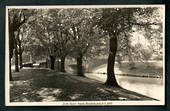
[97,8,163,63]
[8,7,163,82]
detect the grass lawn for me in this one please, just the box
[10,68,157,102]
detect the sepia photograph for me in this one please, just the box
[5,5,165,106]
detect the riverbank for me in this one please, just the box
[91,61,163,78]
[85,73,164,101]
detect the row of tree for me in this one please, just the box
[8,7,163,86]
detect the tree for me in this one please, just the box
[16,24,32,69]
[26,9,56,69]
[8,9,28,80]
[23,9,106,74]
[97,7,162,86]
[57,9,106,76]
[48,9,76,72]
[17,28,25,69]
[116,8,163,68]
[26,9,74,71]
[14,30,19,72]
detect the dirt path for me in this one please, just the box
[10,68,157,102]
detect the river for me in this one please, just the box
[85,73,164,101]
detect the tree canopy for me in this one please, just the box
[8,7,164,86]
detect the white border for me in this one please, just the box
[5,5,165,106]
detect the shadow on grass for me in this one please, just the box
[10,68,157,102]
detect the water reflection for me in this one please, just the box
[85,73,164,101]
[116,75,164,101]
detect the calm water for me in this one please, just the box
[85,73,164,101]
[116,75,164,101]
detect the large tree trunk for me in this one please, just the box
[18,40,23,69]
[9,14,27,80]
[9,30,14,81]
[60,56,66,72]
[14,39,19,72]
[77,52,84,76]
[19,52,23,69]
[50,55,55,70]
[105,35,119,87]
[14,49,19,72]
[9,57,13,81]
